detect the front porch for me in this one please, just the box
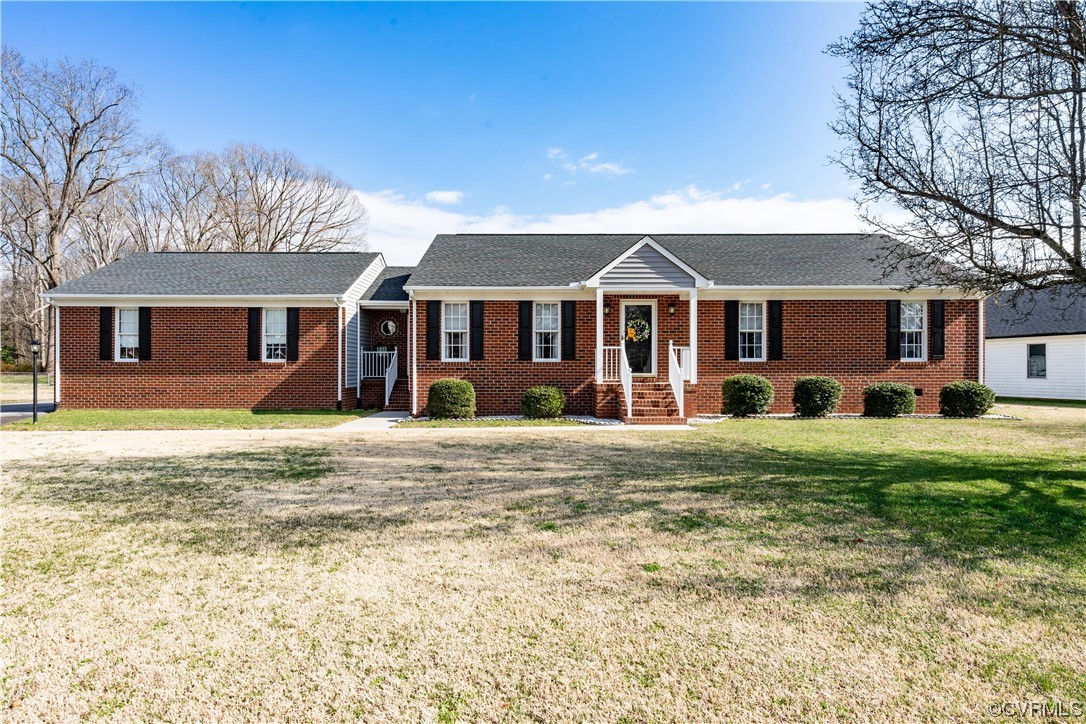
[593,290,700,424]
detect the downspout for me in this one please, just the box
[977,296,985,384]
[410,290,418,416]
[54,304,60,408]
[336,298,344,410]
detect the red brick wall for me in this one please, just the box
[413,296,979,416]
[414,300,598,415]
[58,306,352,409]
[695,299,979,414]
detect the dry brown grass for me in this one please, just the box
[2,404,1084,721]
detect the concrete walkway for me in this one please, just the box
[332,410,411,430]
[0,401,56,425]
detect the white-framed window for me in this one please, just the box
[442,302,468,362]
[1027,343,1046,378]
[115,307,139,361]
[533,302,560,362]
[263,308,287,362]
[739,302,765,361]
[900,302,926,361]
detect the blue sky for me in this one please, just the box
[2,2,867,263]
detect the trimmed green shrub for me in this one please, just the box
[721,374,775,417]
[427,378,476,419]
[522,385,565,419]
[792,376,843,417]
[862,382,916,417]
[939,381,995,417]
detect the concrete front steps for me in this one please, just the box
[622,381,686,425]
[384,378,410,411]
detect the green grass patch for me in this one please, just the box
[396,418,581,428]
[7,407,377,430]
[996,396,1086,409]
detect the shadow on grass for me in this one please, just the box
[12,431,1086,574]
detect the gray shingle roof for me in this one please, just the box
[405,234,924,287]
[360,266,413,302]
[47,252,381,297]
[986,287,1086,338]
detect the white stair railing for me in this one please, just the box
[675,345,692,381]
[384,348,398,407]
[601,346,621,381]
[360,349,397,378]
[668,340,685,417]
[618,344,633,418]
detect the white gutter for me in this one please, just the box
[410,290,418,416]
[978,299,985,384]
[54,305,60,406]
[336,298,344,409]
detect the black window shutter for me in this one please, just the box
[426,301,440,360]
[138,307,152,360]
[286,308,300,361]
[518,301,533,361]
[724,301,739,361]
[767,300,783,361]
[469,300,484,360]
[99,307,113,360]
[247,308,261,361]
[886,300,902,360]
[561,300,576,360]
[930,300,945,360]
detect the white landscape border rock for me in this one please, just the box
[408,414,624,426]
[690,413,1021,425]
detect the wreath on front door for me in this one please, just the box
[625,315,651,343]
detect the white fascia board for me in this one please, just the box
[358,301,410,309]
[696,286,980,300]
[407,287,596,301]
[585,236,711,288]
[42,294,342,307]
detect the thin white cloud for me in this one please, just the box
[424,190,464,205]
[356,185,870,265]
[548,147,633,177]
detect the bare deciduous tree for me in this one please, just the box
[829,1,1085,295]
[1,47,145,367]
[213,144,367,252]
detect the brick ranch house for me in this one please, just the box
[43,234,985,422]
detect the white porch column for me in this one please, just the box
[595,287,604,383]
[410,296,418,415]
[689,287,698,384]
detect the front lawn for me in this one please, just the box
[6,407,377,430]
[2,405,1084,719]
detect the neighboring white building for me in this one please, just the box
[985,288,1086,401]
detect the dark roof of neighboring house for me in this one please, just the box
[405,233,923,287]
[360,266,413,302]
[46,252,381,297]
[985,287,1086,338]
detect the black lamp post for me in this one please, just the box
[30,338,40,424]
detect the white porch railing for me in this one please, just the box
[601,346,622,381]
[675,345,692,381]
[668,341,685,417]
[383,348,398,408]
[361,349,396,378]
[617,346,633,418]
[360,349,399,407]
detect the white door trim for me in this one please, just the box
[620,299,657,377]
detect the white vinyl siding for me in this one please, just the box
[739,302,764,361]
[442,302,468,362]
[900,302,926,361]
[533,302,560,362]
[115,308,139,361]
[263,308,287,362]
[985,335,1085,400]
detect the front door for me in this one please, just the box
[621,301,656,375]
